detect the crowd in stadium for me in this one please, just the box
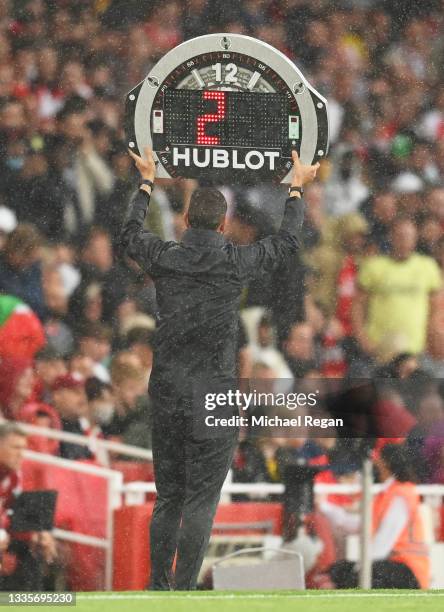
[0,0,443,591]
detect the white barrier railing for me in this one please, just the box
[17,430,444,591]
[19,448,444,591]
[15,422,153,464]
[121,478,444,503]
[23,449,123,591]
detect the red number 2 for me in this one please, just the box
[196,91,226,145]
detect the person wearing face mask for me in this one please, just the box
[51,373,96,460]
[85,377,115,427]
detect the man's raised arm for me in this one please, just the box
[120,147,167,271]
[234,150,320,281]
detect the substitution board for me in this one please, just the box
[125,33,329,183]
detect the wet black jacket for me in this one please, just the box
[120,189,305,402]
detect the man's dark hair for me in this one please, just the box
[80,225,111,250]
[126,327,154,348]
[4,224,43,259]
[85,377,111,402]
[187,188,227,230]
[35,346,63,363]
[380,443,415,483]
[77,321,112,343]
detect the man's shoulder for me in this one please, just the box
[359,254,390,272]
[409,252,439,267]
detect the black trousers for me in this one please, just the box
[330,559,420,589]
[149,398,238,591]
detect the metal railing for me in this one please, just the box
[23,449,123,591]
[13,425,444,590]
[121,478,444,504]
[15,421,153,464]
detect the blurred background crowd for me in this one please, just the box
[0,0,443,547]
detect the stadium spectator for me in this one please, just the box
[15,402,62,455]
[68,350,95,381]
[334,214,369,336]
[0,294,45,361]
[316,450,361,557]
[305,212,368,319]
[318,316,348,377]
[406,390,444,482]
[422,235,444,376]
[33,347,67,405]
[231,438,271,490]
[325,147,369,217]
[422,392,444,484]
[75,322,112,383]
[249,314,293,381]
[41,258,70,320]
[0,356,34,420]
[0,423,57,591]
[0,224,46,319]
[67,280,105,333]
[352,216,442,359]
[124,327,154,384]
[361,191,398,254]
[85,377,115,428]
[79,226,114,282]
[283,322,319,377]
[50,374,94,460]
[53,103,114,237]
[106,355,151,448]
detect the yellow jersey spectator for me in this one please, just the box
[352,217,442,357]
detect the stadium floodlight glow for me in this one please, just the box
[125,33,329,184]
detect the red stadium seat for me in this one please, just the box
[21,459,108,590]
[111,461,154,483]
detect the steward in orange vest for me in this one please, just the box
[371,444,430,589]
[328,444,430,589]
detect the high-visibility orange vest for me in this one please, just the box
[372,480,430,589]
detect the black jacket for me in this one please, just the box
[120,190,305,402]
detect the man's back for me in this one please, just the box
[121,191,304,400]
[150,228,242,395]
[122,146,318,591]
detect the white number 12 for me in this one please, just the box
[211,63,238,84]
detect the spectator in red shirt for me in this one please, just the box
[335,213,369,336]
[51,374,95,460]
[15,402,62,456]
[0,422,56,591]
[33,346,67,405]
[0,356,35,420]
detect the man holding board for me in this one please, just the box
[121,146,319,590]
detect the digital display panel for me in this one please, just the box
[126,33,329,182]
[162,89,293,150]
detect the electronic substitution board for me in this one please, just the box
[125,34,329,184]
